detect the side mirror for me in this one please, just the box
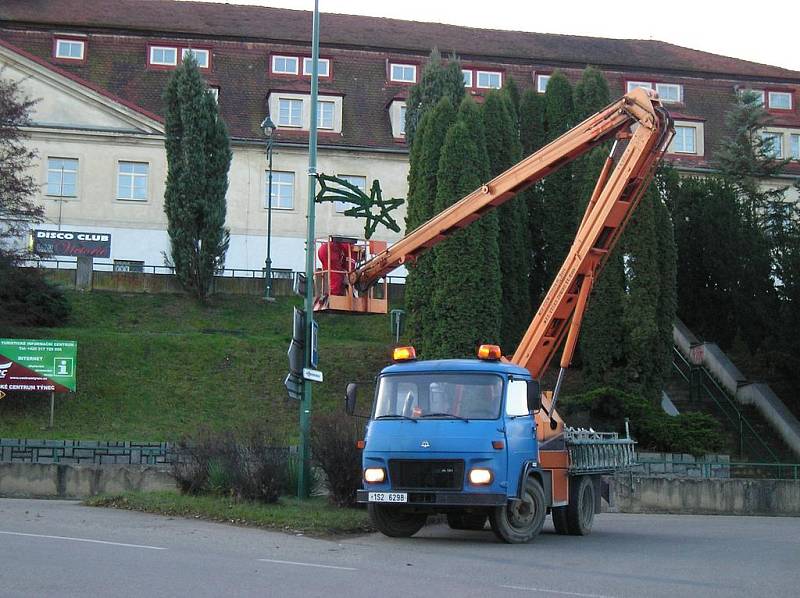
[527,380,541,412]
[345,382,358,416]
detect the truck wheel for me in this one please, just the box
[489,478,546,543]
[368,504,427,538]
[446,510,487,531]
[555,475,595,536]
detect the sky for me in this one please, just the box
[177,0,800,72]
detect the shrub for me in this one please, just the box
[172,424,289,503]
[0,259,70,329]
[311,413,363,507]
[559,386,726,456]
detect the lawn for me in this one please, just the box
[0,291,395,440]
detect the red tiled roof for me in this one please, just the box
[2,0,800,81]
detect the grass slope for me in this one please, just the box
[0,292,394,440]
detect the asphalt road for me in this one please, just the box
[1,498,798,598]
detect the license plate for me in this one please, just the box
[368,492,407,503]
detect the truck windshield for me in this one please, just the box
[374,373,503,420]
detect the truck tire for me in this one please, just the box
[489,477,546,543]
[553,475,595,536]
[368,504,427,538]
[446,510,487,531]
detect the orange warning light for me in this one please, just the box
[477,344,502,361]
[392,346,417,361]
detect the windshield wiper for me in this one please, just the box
[374,414,418,423]
[419,412,469,422]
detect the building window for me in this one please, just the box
[761,132,783,158]
[46,158,78,197]
[113,260,144,273]
[277,98,302,127]
[462,69,473,87]
[739,88,766,106]
[476,71,502,89]
[272,55,299,75]
[790,134,800,160]
[536,74,550,94]
[266,171,295,210]
[182,48,209,68]
[208,86,219,102]
[627,81,653,93]
[303,57,330,77]
[55,39,85,60]
[768,91,792,110]
[672,126,697,154]
[335,174,366,212]
[399,104,406,137]
[390,63,416,83]
[317,100,335,129]
[656,83,682,103]
[117,161,149,201]
[149,46,177,66]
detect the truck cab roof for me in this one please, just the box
[381,358,532,378]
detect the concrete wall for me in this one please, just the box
[610,475,800,516]
[0,463,176,499]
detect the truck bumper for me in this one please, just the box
[357,490,506,507]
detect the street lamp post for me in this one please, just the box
[261,116,277,301]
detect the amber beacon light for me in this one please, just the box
[392,346,417,361]
[477,344,502,361]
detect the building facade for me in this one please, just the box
[1,0,799,272]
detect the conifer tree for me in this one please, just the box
[540,71,576,287]
[404,49,465,146]
[404,99,456,352]
[482,91,530,351]
[163,55,232,300]
[429,99,501,358]
[518,89,547,306]
[503,75,521,122]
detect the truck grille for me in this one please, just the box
[388,460,464,490]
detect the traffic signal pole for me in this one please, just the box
[299,0,320,500]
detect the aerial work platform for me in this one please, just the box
[313,236,388,314]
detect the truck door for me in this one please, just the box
[504,378,537,497]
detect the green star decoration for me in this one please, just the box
[315,174,404,239]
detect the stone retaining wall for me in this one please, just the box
[0,439,176,465]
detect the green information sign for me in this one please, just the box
[0,338,77,393]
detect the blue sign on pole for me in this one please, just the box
[310,320,319,368]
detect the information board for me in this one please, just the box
[0,338,77,393]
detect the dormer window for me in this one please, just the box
[272,55,299,75]
[388,99,406,138]
[626,80,683,103]
[536,74,550,94]
[390,63,417,83]
[149,46,178,66]
[182,48,210,69]
[476,70,502,89]
[268,92,343,133]
[54,38,85,60]
[768,91,792,110]
[303,57,330,77]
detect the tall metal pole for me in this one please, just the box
[264,132,274,300]
[299,0,320,499]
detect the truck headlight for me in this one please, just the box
[364,467,386,483]
[469,468,492,485]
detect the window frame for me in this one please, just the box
[476,70,503,90]
[768,91,793,111]
[54,38,85,61]
[790,134,800,160]
[302,57,331,78]
[116,161,150,202]
[277,97,303,128]
[317,100,335,130]
[266,170,295,210]
[655,82,683,103]
[46,157,79,198]
[761,131,784,159]
[672,125,697,154]
[271,55,300,75]
[181,48,210,69]
[148,45,178,67]
[113,260,145,273]
[462,69,473,88]
[536,74,551,94]
[389,63,417,83]
[334,174,367,213]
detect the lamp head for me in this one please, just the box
[260,116,276,137]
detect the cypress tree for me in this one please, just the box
[482,90,530,351]
[573,66,610,121]
[518,89,547,306]
[404,98,456,352]
[404,49,465,146]
[652,181,678,394]
[503,75,521,122]
[541,71,576,287]
[163,55,232,300]
[429,99,501,358]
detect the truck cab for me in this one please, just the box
[349,346,555,543]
